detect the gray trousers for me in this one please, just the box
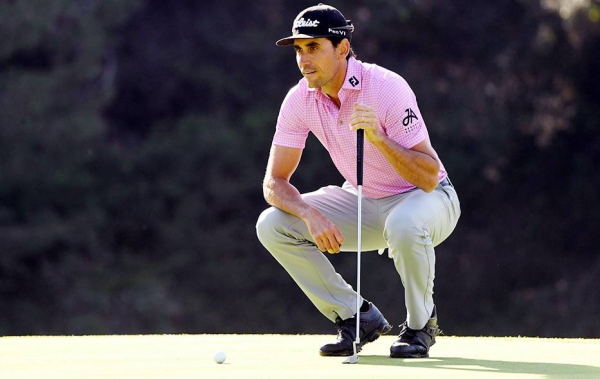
[256,180,461,330]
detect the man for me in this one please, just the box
[256,4,461,358]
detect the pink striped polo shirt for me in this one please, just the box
[273,57,446,199]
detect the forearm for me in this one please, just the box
[263,176,315,221]
[370,135,440,192]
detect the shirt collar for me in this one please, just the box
[312,57,362,101]
[341,57,362,91]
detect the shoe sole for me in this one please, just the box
[319,321,393,357]
[390,352,429,358]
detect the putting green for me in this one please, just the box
[1,334,599,378]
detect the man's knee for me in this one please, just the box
[256,206,290,246]
[384,212,425,250]
[256,207,275,243]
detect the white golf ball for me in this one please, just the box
[213,351,226,364]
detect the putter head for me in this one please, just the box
[342,341,360,364]
[342,355,359,364]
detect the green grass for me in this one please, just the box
[1,334,599,378]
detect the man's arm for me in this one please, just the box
[262,144,345,253]
[263,144,307,217]
[351,104,440,192]
[370,136,440,192]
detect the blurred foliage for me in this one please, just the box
[0,0,599,337]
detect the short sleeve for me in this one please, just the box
[378,74,427,149]
[272,86,309,149]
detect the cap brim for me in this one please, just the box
[275,34,331,46]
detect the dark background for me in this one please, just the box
[1,0,599,337]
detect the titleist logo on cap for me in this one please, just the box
[294,18,320,28]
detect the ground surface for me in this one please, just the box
[1,334,599,378]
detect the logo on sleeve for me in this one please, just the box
[402,108,418,126]
[348,76,359,87]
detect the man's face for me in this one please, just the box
[293,38,344,90]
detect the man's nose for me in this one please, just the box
[297,52,310,67]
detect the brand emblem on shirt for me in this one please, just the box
[349,76,359,87]
[402,108,419,126]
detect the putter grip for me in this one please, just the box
[357,129,364,186]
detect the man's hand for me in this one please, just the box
[350,103,382,143]
[303,208,345,254]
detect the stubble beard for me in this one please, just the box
[306,71,333,89]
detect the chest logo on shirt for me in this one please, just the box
[348,76,359,87]
[402,108,419,126]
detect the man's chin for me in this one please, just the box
[306,80,321,89]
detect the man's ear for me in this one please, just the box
[338,39,351,60]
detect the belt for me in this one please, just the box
[440,177,453,188]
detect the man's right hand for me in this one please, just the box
[303,208,345,254]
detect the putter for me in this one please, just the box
[343,128,364,365]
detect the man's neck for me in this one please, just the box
[322,59,349,108]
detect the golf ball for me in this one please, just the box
[214,351,226,364]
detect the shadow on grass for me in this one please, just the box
[358,355,600,378]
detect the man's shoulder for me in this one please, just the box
[358,59,406,84]
[283,78,313,101]
[352,59,416,104]
[280,78,315,117]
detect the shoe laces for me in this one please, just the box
[397,322,417,343]
[397,321,443,344]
